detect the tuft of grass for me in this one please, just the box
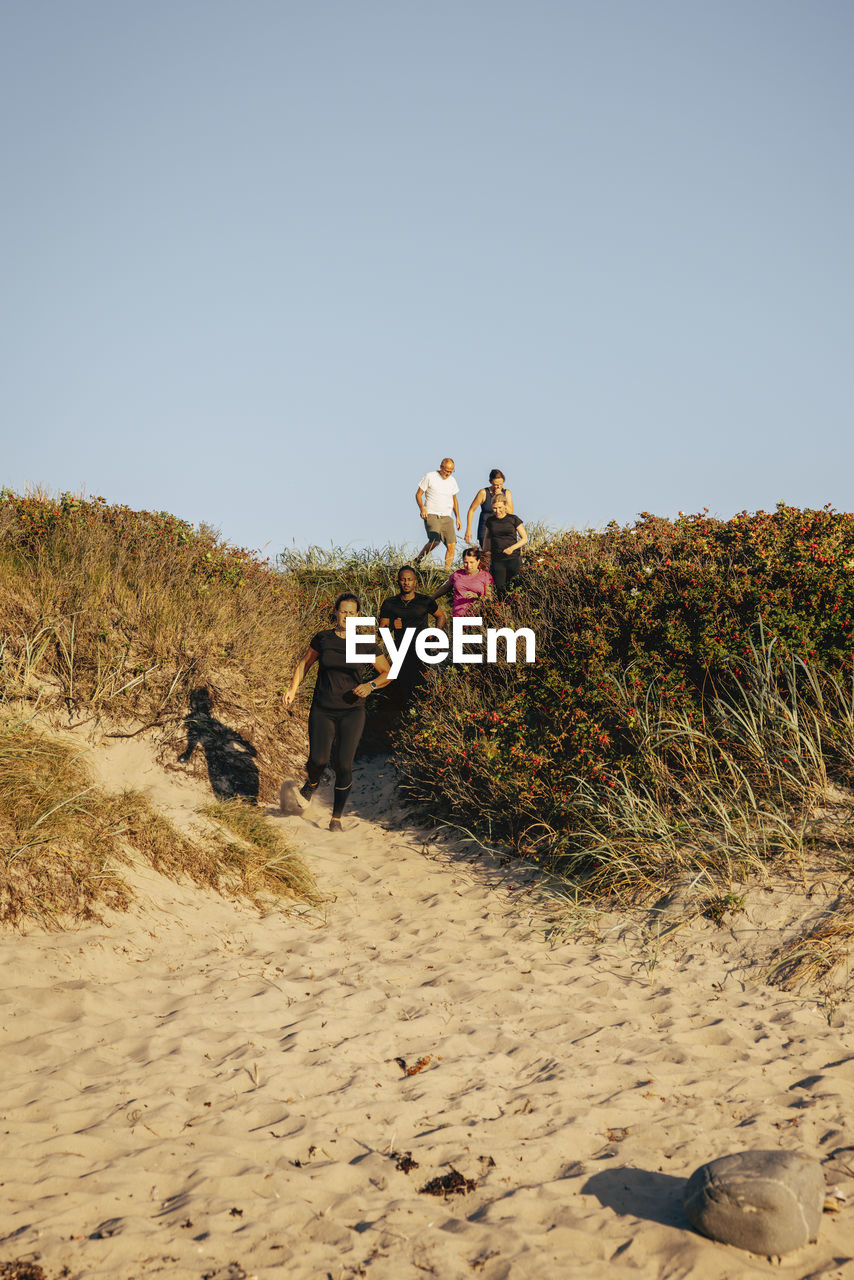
[201,798,323,905]
[0,720,319,927]
[551,639,835,898]
[0,720,130,925]
[277,541,448,630]
[765,893,854,990]
[701,892,747,926]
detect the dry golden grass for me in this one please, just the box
[0,720,319,927]
[0,720,130,924]
[0,490,307,799]
[201,797,323,906]
[765,889,854,991]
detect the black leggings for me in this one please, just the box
[490,554,521,599]
[306,702,366,816]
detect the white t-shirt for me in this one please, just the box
[419,471,459,516]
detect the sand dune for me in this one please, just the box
[1,739,853,1279]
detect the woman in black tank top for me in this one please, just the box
[282,594,391,830]
[465,468,513,547]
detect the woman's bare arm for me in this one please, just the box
[353,653,393,698]
[283,646,318,707]
[464,489,486,542]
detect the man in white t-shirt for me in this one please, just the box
[414,457,461,571]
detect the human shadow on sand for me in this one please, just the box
[178,687,259,802]
[583,1167,689,1231]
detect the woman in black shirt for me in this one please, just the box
[483,494,528,599]
[283,593,391,830]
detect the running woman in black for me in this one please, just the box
[283,594,391,830]
[483,493,528,599]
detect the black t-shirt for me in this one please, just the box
[486,513,523,557]
[309,629,378,710]
[378,592,439,633]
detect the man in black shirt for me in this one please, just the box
[379,566,446,710]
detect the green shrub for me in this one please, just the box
[395,505,854,894]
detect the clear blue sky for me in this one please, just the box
[3,1,852,558]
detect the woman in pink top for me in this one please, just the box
[434,547,494,617]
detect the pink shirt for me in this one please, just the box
[450,568,493,617]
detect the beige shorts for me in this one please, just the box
[424,513,455,546]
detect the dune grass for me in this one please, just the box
[5,488,854,984]
[0,720,319,927]
[391,507,854,987]
[0,489,306,797]
[202,797,323,906]
[0,720,130,925]
[278,541,446,625]
[546,639,853,897]
[764,889,854,991]
[0,490,461,794]
[0,489,442,927]
[400,627,854,978]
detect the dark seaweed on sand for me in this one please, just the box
[418,1167,477,1196]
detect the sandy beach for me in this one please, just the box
[1,734,853,1280]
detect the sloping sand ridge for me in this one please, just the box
[1,734,854,1279]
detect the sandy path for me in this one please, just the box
[1,750,853,1279]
